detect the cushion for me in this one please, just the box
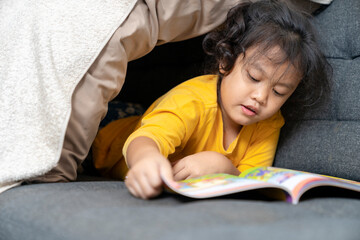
[274,0,360,181]
[1,181,359,240]
[275,120,360,181]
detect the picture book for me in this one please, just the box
[163,167,360,204]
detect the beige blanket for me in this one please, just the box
[0,0,137,191]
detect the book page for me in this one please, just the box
[163,173,278,199]
[163,167,360,203]
[241,167,360,204]
[241,167,324,189]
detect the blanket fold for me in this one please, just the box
[0,0,137,186]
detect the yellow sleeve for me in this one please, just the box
[123,89,205,160]
[237,111,284,173]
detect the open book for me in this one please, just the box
[163,167,360,204]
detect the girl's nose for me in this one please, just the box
[251,86,269,105]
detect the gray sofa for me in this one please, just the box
[0,0,359,239]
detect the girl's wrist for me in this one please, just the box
[126,136,162,168]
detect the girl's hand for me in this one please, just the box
[125,137,173,199]
[172,151,240,181]
[125,153,172,199]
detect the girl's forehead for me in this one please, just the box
[243,46,302,86]
[244,45,286,65]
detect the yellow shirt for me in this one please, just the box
[92,75,284,179]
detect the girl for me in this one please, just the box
[92,0,331,199]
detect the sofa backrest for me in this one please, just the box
[274,0,360,181]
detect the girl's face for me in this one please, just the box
[220,46,301,130]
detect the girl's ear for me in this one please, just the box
[219,63,226,74]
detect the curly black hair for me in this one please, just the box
[202,0,332,119]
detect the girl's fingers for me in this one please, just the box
[147,171,163,191]
[172,160,185,176]
[126,171,163,199]
[125,176,142,198]
[170,160,179,166]
[161,161,173,179]
[125,156,173,199]
[137,173,161,199]
[173,168,190,181]
[172,160,190,181]
[126,170,147,199]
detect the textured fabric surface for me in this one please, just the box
[275,120,360,181]
[30,0,242,183]
[274,0,360,181]
[314,0,360,121]
[335,58,360,121]
[0,182,359,240]
[24,0,242,183]
[314,1,360,60]
[0,0,137,185]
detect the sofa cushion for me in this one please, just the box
[0,182,359,240]
[314,0,360,121]
[335,58,360,121]
[275,120,360,181]
[274,0,360,181]
[314,1,360,60]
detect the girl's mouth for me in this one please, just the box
[241,105,257,116]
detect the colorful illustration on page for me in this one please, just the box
[243,167,304,184]
[177,174,239,192]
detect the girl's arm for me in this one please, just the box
[172,151,240,181]
[125,136,173,199]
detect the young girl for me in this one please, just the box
[92,0,331,199]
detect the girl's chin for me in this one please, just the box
[232,117,258,126]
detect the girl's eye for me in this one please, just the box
[273,89,285,97]
[248,73,259,82]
